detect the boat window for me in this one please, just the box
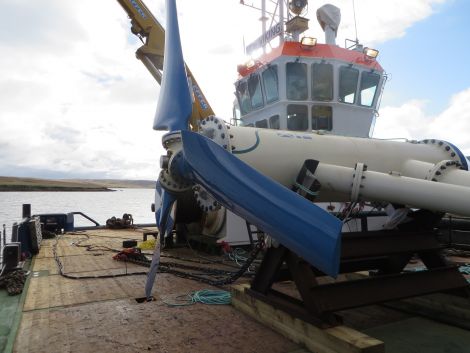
[286,62,308,101]
[359,71,380,107]
[231,105,241,126]
[269,115,280,129]
[248,74,264,109]
[312,63,333,101]
[244,123,254,127]
[287,105,308,131]
[312,106,333,131]
[236,81,252,115]
[339,66,359,104]
[262,66,279,104]
[233,105,241,120]
[255,119,268,128]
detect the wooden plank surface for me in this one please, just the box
[16,275,300,353]
[15,228,303,353]
[33,253,144,275]
[23,274,147,311]
[231,284,384,353]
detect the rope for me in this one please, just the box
[293,181,318,197]
[54,233,261,284]
[162,289,231,306]
[405,264,470,283]
[459,265,470,276]
[0,269,27,295]
[53,234,148,279]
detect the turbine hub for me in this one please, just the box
[159,132,192,193]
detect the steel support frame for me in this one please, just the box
[249,229,470,326]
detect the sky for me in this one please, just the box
[0,0,469,180]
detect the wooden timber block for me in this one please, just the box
[231,284,384,353]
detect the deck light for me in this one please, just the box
[245,59,256,68]
[364,47,379,59]
[301,36,317,49]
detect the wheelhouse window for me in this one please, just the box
[269,115,280,129]
[248,74,264,109]
[287,105,308,131]
[233,105,241,121]
[262,66,279,104]
[255,119,268,128]
[232,105,241,126]
[236,81,252,115]
[339,66,359,104]
[312,106,332,131]
[312,63,333,101]
[359,71,380,107]
[286,62,308,101]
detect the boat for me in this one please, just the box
[2,1,470,352]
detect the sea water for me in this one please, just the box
[0,188,156,243]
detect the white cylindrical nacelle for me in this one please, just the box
[314,163,470,216]
[227,126,470,216]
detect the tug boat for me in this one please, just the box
[205,2,388,245]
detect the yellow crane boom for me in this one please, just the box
[116,0,215,129]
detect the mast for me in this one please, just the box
[261,0,267,53]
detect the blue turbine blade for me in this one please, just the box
[156,189,176,237]
[179,131,343,277]
[146,188,176,299]
[153,0,192,132]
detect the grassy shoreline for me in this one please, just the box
[0,185,113,192]
[0,176,154,192]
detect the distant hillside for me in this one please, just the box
[0,177,155,191]
[67,179,155,189]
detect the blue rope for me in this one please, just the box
[162,289,231,306]
[192,289,231,305]
[405,264,470,283]
[459,265,470,276]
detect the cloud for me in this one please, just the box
[373,87,470,154]
[0,0,85,49]
[0,0,452,179]
[0,0,162,179]
[327,0,447,46]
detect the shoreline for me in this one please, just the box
[0,186,114,192]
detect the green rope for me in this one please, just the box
[293,182,318,197]
[162,289,231,306]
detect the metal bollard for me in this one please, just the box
[22,204,31,219]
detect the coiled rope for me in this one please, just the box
[162,289,231,306]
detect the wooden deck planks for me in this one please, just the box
[16,273,301,353]
[231,284,384,353]
[23,274,148,311]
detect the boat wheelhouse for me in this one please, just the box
[233,4,386,138]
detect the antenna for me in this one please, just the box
[352,0,359,44]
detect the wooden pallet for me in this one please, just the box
[231,284,384,353]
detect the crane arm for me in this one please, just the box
[116,0,215,129]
